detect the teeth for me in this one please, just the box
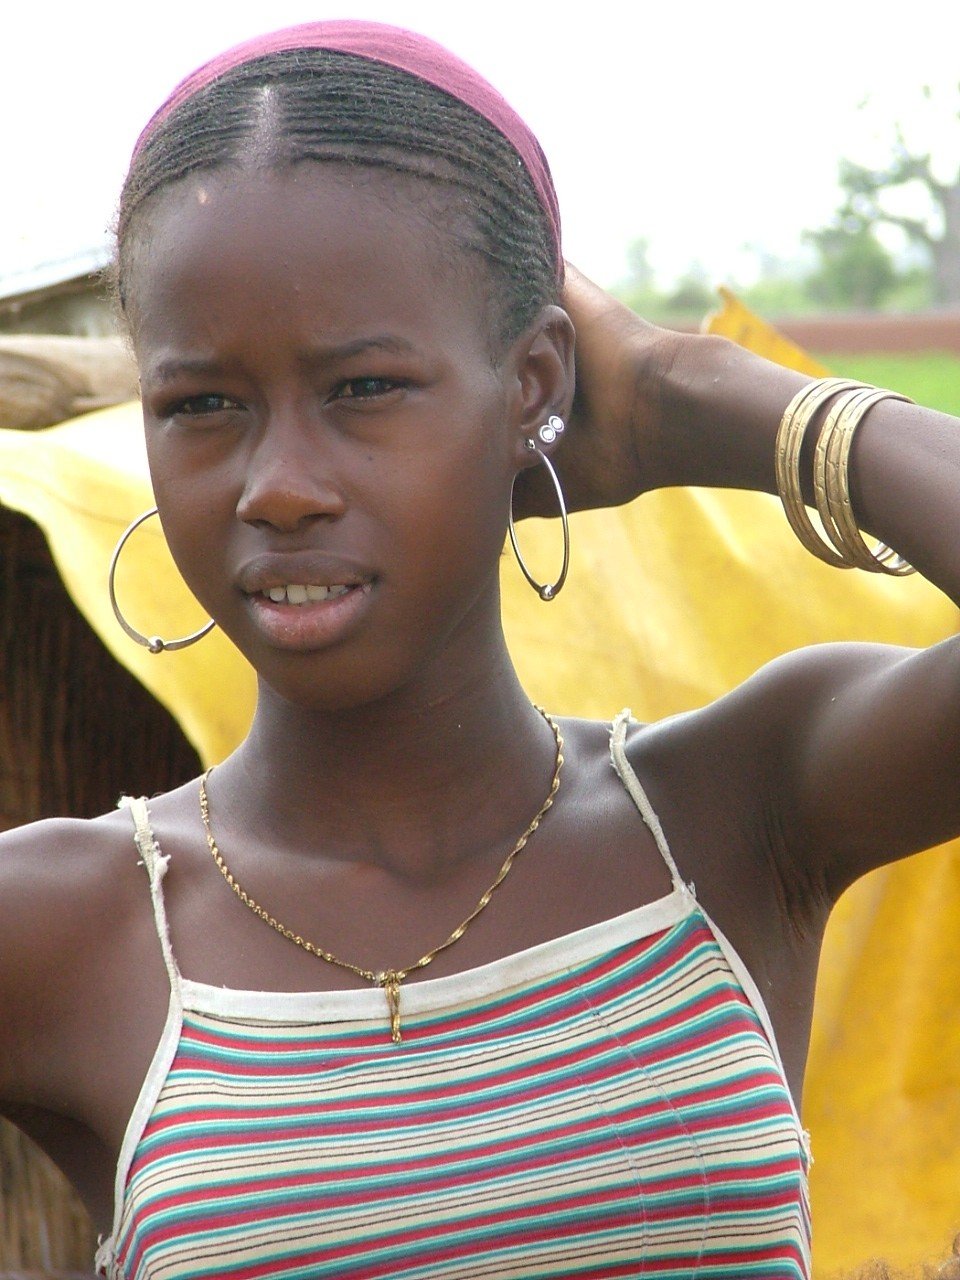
[262,583,356,604]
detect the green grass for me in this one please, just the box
[814,353,960,417]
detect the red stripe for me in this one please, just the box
[117,914,809,1277]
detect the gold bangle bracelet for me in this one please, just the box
[813,386,879,564]
[774,377,866,566]
[821,388,916,576]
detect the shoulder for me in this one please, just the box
[0,776,204,893]
[0,807,148,1091]
[0,804,146,891]
[0,779,208,950]
[0,806,140,903]
[0,807,148,961]
[617,642,917,907]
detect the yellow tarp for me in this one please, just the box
[1,300,958,1273]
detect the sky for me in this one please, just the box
[2,0,958,291]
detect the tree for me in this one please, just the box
[803,221,900,311]
[623,238,656,294]
[663,262,714,315]
[836,90,960,306]
[614,242,716,322]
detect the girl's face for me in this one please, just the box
[131,164,554,711]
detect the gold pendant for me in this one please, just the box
[378,970,403,1044]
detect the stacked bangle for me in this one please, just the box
[774,376,916,576]
[775,377,863,568]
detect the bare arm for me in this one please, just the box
[545,267,960,898]
[0,813,148,1105]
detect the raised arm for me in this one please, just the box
[536,266,960,899]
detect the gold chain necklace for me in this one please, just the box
[199,709,564,1044]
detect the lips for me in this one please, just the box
[236,552,377,651]
[236,550,376,598]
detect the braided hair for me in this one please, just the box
[114,49,559,348]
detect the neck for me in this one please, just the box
[214,630,561,880]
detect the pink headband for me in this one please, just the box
[133,20,561,275]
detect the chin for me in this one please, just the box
[254,647,431,718]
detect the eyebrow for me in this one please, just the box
[147,335,418,386]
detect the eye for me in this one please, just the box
[166,393,243,418]
[331,377,403,402]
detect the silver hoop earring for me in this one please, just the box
[508,446,570,601]
[108,507,216,653]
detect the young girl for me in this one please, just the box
[2,21,958,1280]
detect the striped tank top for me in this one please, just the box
[96,714,811,1279]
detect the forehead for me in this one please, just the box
[127,164,492,363]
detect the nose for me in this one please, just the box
[236,422,347,533]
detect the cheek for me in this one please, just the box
[393,462,513,636]
[396,428,513,559]
[146,408,250,498]
[146,440,236,601]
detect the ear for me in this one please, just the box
[505,305,576,469]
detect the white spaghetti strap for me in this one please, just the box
[609,709,688,893]
[119,795,181,993]
[99,799,186,1278]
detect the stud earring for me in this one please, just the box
[538,415,565,446]
[509,424,570,601]
[108,507,216,653]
